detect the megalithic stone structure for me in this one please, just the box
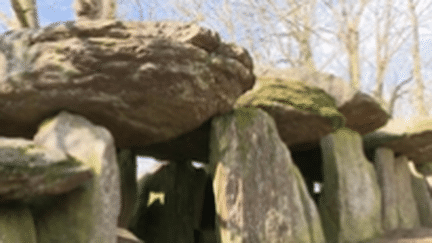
[210,108,325,243]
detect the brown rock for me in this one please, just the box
[409,162,432,227]
[235,76,345,151]
[364,117,432,165]
[33,111,120,243]
[395,156,420,229]
[0,20,255,148]
[210,108,325,243]
[0,137,92,203]
[374,147,398,232]
[319,128,382,242]
[254,67,389,137]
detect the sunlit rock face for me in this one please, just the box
[252,67,390,139]
[0,20,255,148]
[33,111,120,243]
[365,118,432,166]
[236,76,345,151]
[0,137,92,202]
[209,108,325,243]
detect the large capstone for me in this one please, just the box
[253,67,390,136]
[319,128,382,243]
[0,20,255,149]
[209,108,325,243]
[235,76,345,150]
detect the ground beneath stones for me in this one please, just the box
[365,228,432,243]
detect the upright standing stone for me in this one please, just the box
[210,108,325,243]
[394,156,420,229]
[320,128,382,243]
[117,149,137,228]
[409,162,432,227]
[33,111,120,243]
[0,205,37,243]
[374,147,398,231]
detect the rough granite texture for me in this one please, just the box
[374,147,398,231]
[394,156,420,229]
[364,118,432,165]
[0,137,92,202]
[0,205,37,243]
[235,77,345,150]
[0,20,255,148]
[409,162,432,227]
[209,108,325,243]
[33,111,120,243]
[319,128,382,243]
[254,67,390,135]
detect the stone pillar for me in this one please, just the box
[319,128,382,243]
[117,149,137,228]
[0,205,37,243]
[33,111,120,243]
[374,147,398,231]
[409,162,432,227]
[394,156,420,229]
[210,108,325,243]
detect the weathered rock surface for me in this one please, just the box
[409,162,432,227]
[253,67,389,136]
[320,128,382,243]
[0,137,92,202]
[236,77,345,150]
[131,160,207,243]
[374,147,398,231]
[364,117,432,165]
[32,111,120,243]
[0,205,37,243]
[117,149,137,228]
[209,108,325,243]
[0,20,255,148]
[373,148,422,231]
[394,156,420,229]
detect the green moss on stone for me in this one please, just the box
[236,77,345,130]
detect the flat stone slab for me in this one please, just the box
[0,137,92,202]
[236,77,345,150]
[0,20,255,148]
[364,117,432,165]
[253,67,389,137]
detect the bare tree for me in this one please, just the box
[324,0,371,90]
[371,0,411,104]
[10,0,39,28]
[407,0,428,116]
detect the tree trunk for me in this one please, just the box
[10,0,39,28]
[408,0,428,116]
